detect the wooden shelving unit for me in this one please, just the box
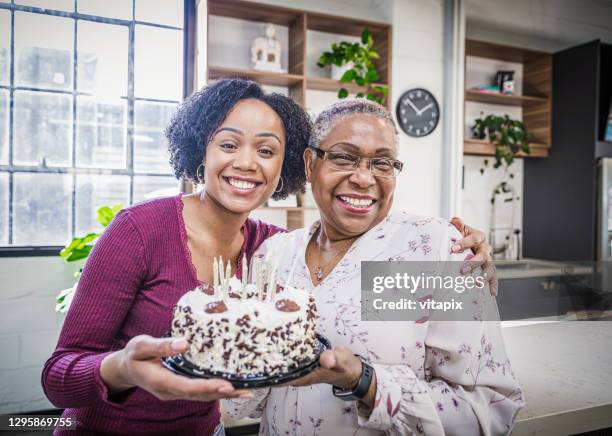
[206,0,392,229]
[464,139,549,158]
[464,39,553,158]
[465,89,547,107]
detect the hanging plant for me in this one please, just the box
[316,28,388,105]
[472,114,530,169]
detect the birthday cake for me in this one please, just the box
[171,257,318,377]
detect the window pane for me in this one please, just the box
[16,0,74,12]
[15,12,73,90]
[135,0,183,27]
[0,10,10,86]
[13,90,72,167]
[0,173,8,245]
[0,90,8,164]
[13,172,72,246]
[134,101,175,174]
[78,0,132,20]
[77,21,128,96]
[75,174,129,235]
[134,25,182,100]
[76,96,126,168]
[133,175,179,204]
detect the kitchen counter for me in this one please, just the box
[495,259,593,280]
[504,321,612,435]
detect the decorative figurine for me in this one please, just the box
[251,23,285,72]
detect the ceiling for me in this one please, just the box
[465,0,612,52]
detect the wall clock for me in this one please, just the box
[396,88,440,137]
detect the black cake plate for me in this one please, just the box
[161,334,331,388]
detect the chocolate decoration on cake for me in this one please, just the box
[275,299,300,312]
[229,292,241,299]
[200,283,214,295]
[204,300,228,313]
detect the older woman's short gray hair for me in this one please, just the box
[309,98,399,149]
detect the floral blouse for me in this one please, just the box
[224,212,524,435]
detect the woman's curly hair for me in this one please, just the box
[165,78,311,200]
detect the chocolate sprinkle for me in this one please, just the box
[204,300,228,314]
[275,299,300,312]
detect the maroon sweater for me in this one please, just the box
[42,194,283,435]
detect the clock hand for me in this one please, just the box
[405,99,420,114]
[417,103,433,115]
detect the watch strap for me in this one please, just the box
[332,356,373,401]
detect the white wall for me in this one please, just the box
[383,0,447,218]
[0,257,81,413]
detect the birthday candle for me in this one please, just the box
[218,256,225,299]
[225,259,231,295]
[268,266,277,303]
[213,257,219,297]
[256,260,264,301]
[241,253,248,293]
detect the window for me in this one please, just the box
[0,1,190,250]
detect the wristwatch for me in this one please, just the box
[332,355,374,401]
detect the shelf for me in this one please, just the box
[306,76,387,94]
[465,89,548,107]
[208,0,302,26]
[465,39,544,63]
[464,139,549,158]
[208,66,303,87]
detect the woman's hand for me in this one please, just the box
[450,217,497,295]
[100,335,254,402]
[286,347,362,389]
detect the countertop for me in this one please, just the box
[495,259,594,280]
[504,321,612,435]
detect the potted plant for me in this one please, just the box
[55,204,123,314]
[472,114,530,169]
[316,28,388,105]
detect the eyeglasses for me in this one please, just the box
[309,146,403,178]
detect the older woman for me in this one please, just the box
[225,99,523,435]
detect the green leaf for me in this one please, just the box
[338,88,349,99]
[365,69,379,83]
[65,246,93,262]
[340,68,357,83]
[317,52,332,67]
[97,206,114,227]
[361,28,373,48]
[59,233,99,261]
[355,76,366,86]
[356,92,365,98]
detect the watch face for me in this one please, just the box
[396,88,439,137]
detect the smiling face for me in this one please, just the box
[203,98,285,215]
[305,113,397,238]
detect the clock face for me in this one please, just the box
[396,88,440,137]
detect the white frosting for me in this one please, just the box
[172,282,318,376]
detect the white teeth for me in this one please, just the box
[228,178,256,190]
[339,196,374,208]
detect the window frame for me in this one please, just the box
[0,0,196,256]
